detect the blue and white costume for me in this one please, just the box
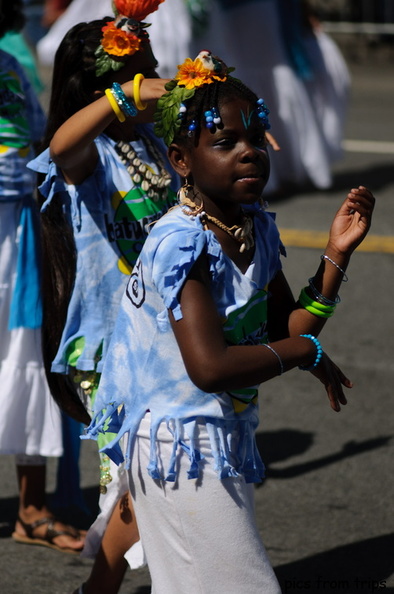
[86,203,284,592]
[88,204,283,480]
[0,49,62,457]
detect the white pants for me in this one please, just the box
[128,415,281,594]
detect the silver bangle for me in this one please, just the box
[321,254,349,282]
[262,343,284,375]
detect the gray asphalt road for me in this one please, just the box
[1,39,393,594]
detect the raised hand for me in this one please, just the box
[327,186,375,256]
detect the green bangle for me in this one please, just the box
[303,303,334,318]
[299,288,336,314]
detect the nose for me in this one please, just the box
[239,141,262,163]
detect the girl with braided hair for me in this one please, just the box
[28,1,179,592]
[86,52,374,591]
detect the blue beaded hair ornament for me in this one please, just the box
[154,50,271,145]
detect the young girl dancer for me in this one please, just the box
[86,51,375,592]
[29,1,178,591]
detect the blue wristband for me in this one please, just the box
[299,334,323,370]
[111,82,138,118]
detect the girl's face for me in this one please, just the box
[185,97,270,215]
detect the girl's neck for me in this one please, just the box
[201,196,244,228]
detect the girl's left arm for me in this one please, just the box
[284,186,375,337]
[169,257,350,411]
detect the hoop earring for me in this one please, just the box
[178,179,204,215]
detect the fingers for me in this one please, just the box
[326,365,352,412]
[139,78,170,102]
[347,186,375,216]
[312,355,352,412]
[266,132,281,152]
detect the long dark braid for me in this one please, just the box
[37,19,118,423]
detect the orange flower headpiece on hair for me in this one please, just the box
[154,50,271,146]
[95,0,165,77]
[154,51,231,146]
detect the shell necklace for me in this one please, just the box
[115,135,172,202]
[202,211,254,253]
[178,188,254,253]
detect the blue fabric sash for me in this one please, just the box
[8,196,42,329]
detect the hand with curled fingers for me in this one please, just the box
[327,186,375,256]
[309,352,353,413]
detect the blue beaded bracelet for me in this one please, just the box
[299,334,323,370]
[111,82,138,118]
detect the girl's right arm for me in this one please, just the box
[49,78,169,184]
[169,257,349,412]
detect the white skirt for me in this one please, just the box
[0,200,62,457]
[128,414,281,594]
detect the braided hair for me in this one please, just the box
[173,77,261,148]
[38,19,119,423]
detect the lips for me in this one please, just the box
[235,172,263,182]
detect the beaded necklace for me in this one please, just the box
[115,135,172,202]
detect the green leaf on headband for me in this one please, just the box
[94,46,125,77]
[154,84,195,146]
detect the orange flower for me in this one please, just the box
[113,0,164,21]
[101,22,141,57]
[175,58,217,90]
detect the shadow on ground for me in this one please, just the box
[255,429,392,481]
[276,533,394,593]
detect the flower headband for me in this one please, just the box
[95,0,165,77]
[154,50,271,146]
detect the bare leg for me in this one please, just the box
[14,462,85,552]
[76,492,139,594]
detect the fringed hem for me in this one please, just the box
[85,410,265,484]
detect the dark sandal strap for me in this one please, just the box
[17,516,54,539]
[45,519,81,542]
[17,516,81,542]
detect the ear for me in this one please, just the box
[168,143,191,178]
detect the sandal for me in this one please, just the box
[12,516,84,554]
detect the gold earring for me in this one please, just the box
[178,179,204,214]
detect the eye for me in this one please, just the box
[252,133,267,149]
[214,136,235,148]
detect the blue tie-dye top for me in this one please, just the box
[86,203,284,484]
[28,129,178,373]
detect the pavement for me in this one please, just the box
[0,36,393,594]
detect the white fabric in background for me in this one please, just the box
[0,201,62,457]
[37,0,191,78]
[192,0,349,195]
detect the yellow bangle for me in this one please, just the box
[105,88,126,123]
[133,73,147,111]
